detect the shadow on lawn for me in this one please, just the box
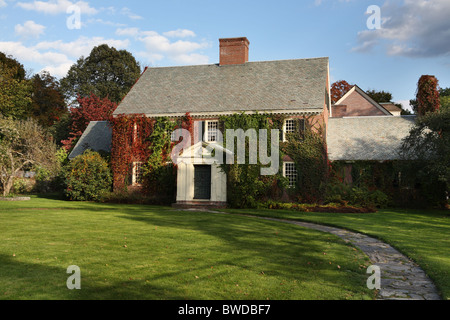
[112,206,371,298]
[0,253,192,300]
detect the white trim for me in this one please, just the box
[283,161,297,188]
[113,109,323,119]
[282,118,296,142]
[131,161,144,186]
[204,120,219,142]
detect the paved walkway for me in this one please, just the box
[183,209,442,300]
[252,215,442,300]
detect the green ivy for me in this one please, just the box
[143,117,177,202]
[220,112,286,208]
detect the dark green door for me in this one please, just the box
[194,165,211,200]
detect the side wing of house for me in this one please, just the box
[68,121,112,160]
[332,86,392,118]
[327,115,416,161]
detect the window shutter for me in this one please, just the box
[297,119,306,138]
[201,121,206,141]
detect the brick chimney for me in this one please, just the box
[219,37,250,66]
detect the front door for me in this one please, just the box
[194,165,211,200]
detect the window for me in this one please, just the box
[283,162,297,188]
[283,119,296,142]
[132,162,144,185]
[206,120,219,142]
[283,118,306,141]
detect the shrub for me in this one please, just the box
[325,182,390,209]
[63,150,112,201]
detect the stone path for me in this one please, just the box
[251,215,442,300]
[179,208,442,299]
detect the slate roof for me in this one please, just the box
[68,121,112,160]
[113,57,329,117]
[327,116,416,161]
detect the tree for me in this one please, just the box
[0,117,59,196]
[331,80,353,104]
[60,44,141,104]
[366,89,393,103]
[61,94,117,151]
[440,87,450,111]
[400,108,450,207]
[0,63,32,119]
[31,71,67,127]
[0,52,26,80]
[416,75,440,116]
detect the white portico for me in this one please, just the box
[174,141,231,208]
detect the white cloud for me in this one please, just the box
[353,0,450,57]
[0,37,130,78]
[17,0,98,15]
[120,7,143,20]
[116,27,141,37]
[163,29,196,38]
[116,27,210,65]
[15,20,46,39]
[0,0,7,8]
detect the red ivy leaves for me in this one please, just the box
[62,94,117,151]
[109,113,193,191]
[417,75,441,116]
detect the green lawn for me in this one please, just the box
[0,196,374,300]
[223,207,450,300]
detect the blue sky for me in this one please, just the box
[1,0,449,110]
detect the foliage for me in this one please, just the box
[62,150,112,201]
[365,89,393,103]
[324,182,389,209]
[440,96,450,111]
[30,71,67,128]
[110,113,192,203]
[0,63,32,119]
[220,112,284,208]
[0,52,26,80]
[399,108,450,207]
[416,75,440,116]
[0,117,59,196]
[330,80,353,104]
[282,117,329,203]
[259,199,375,213]
[60,44,142,104]
[439,87,450,97]
[142,117,179,202]
[61,93,117,151]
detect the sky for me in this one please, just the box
[1,0,449,110]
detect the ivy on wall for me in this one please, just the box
[110,113,193,203]
[282,116,329,203]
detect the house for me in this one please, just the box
[112,37,331,207]
[71,37,416,207]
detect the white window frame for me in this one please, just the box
[283,162,298,188]
[132,162,144,186]
[205,120,219,142]
[283,119,296,142]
